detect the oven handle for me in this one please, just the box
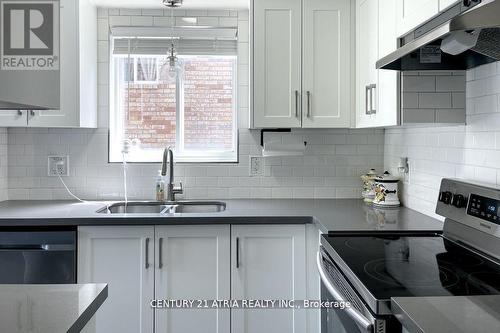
[316,251,374,333]
[0,244,75,251]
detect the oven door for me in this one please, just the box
[317,248,376,333]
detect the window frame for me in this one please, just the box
[109,53,239,164]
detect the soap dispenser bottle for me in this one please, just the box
[156,170,165,202]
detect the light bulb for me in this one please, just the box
[165,57,183,82]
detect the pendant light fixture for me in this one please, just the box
[162,0,183,82]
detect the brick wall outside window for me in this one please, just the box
[123,56,235,151]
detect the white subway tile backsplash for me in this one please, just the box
[108,15,131,26]
[141,9,164,16]
[119,9,141,16]
[418,93,452,108]
[435,109,466,123]
[402,109,435,123]
[386,62,500,219]
[403,75,436,92]
[130,15,153,26]
[436,75,465,92]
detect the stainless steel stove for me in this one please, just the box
[317,179,500,333]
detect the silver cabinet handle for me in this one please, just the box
[236,237,240,268]
[158,237,163,269]
[317,251,373,332]
[30,110,35,117]
[17,110,23,116]
[295,90,299,118]
[145,238,150,269]
[370,84,376,114]
[306,91,311,118]
[365,85,371,115]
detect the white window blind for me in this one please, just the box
[111,26,238,56]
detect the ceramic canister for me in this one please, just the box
[361,169,378,203]
[372,171,400,208]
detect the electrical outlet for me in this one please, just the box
[249,156,264,177]
[48,156,69,177]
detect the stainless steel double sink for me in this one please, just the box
[97,201,226,214]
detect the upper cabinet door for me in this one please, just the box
[396,0,439,37]
[155,225,230,333]
[302,0,352,128]
[78,226,154,333]
[253,0,302,128]
[231,225,307,333]
[374,0,399,127]
[355,0,378,128]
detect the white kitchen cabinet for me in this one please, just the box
[302,0,352,128]
[155,225,230,333]
[355,0,379,128]
[253,0,302,128]
[78,226,154,333]
[374,0,399,127]
[0,110,27,127]
[396,0,439,37]
[0,0,97,128]
[355,0,399,128]
[252,0,352,128]
[231,225,307,333]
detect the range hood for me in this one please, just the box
[377,0,500,71]
[0,100,49,110]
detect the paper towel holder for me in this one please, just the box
[259,129,308,147]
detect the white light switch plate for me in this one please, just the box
[249,156,264,176]
[48,156,69,177]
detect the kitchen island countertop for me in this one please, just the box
[0,283,107,333]
[392,296,500,333]
[0,199,443,233]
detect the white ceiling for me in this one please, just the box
[91,0,249,9]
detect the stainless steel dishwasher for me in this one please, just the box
[0,227,76,284]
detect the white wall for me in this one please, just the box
[0,128,7,202]
[385,62,500,220]
[5,8,384,201]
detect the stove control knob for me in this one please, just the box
[439,191,453,205]
[452,194,467,208]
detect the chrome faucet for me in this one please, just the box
[161,147,183,201]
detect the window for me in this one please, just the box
[109,34,238,163]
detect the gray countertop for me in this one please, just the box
[392,296,500,333]
[0,199,443,233]
[0,283,107,333]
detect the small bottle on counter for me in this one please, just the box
[156,170,165,202]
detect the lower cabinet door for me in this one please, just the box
[78,226,155,333]
[155,225,230,333]
[231,225,307,333]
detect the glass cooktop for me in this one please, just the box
[322,234,500,300]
